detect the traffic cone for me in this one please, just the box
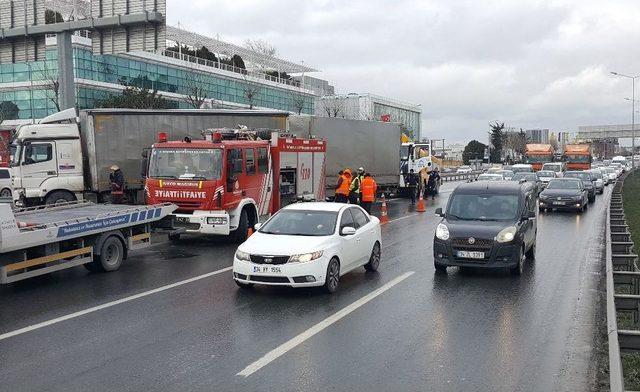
[416,191,426,213]
[379,194,389,224]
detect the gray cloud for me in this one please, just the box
[168,0,640,144]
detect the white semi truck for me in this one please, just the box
[398,141,439,194]
[10,108,290,206]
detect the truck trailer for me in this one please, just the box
[10,108,289,206]
[564,144,592,170]
[524,144,555,171]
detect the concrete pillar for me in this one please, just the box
[57,31,76,111]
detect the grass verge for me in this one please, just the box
[623,170,640,258]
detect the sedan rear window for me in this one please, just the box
[260,210,338,236]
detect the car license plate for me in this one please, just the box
[252,266,282,274]
[553,201,564,205]
[176,217,189,223]
[457,251,484,259]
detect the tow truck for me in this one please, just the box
[0,201,178,283]
[144,129,326,242]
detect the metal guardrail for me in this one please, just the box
[606,169,640,391]
[440,170,482,182]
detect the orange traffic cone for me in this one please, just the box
[416,191,426,213]
[379,194,389,224]
[247,227,254,238]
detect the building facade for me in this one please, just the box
[526,129,550,144]
[315,93,422,140]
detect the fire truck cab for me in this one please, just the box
[144,130,326,242]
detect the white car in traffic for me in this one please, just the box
[0,168,12,199]
[457,166,473,174]
[233,202,382,293]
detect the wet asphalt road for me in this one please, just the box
[0,182,608,392]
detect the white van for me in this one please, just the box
[541,162,565,177]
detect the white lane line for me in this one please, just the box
[0,266,233,342]
[236,271,415,377]
[387,213,418,223]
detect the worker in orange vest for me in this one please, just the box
[334,169,351,203]
[360,172,377,214]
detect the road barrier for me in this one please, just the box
[440,171,482,182]
[606,169,640,391]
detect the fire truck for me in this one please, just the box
[144,129,326,242]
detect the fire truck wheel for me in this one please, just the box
[93,236,124,272]
[231,209,249,243]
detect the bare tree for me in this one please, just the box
[184,72,208,109]
[244,39,277,58]
[242,75,261,110]
[33,62,60,111]
[320,96,345,117]
[291,94,306,115]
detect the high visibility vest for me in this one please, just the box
[336,175,350,195]
[350,175,362,193]
[361,178,377,202]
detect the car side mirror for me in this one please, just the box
[254,222,262,231]
[341,226,356,236]
[435,207,444,217]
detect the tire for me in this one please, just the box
[364,242,381,272]
[45,190,76,205]
[526,239,536,259]
[0,188,11,198]
[168,233,181,242]
[588,196,595,203]
[235,280,254,289]
[510,246,525,276]
[92,236,124,272]
[324,258,340,294]
[230,209,249,243]
[434,261,447,274]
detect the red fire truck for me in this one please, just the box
[144,130,326,241]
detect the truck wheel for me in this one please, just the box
[45,191,76,205]
[93,236,124,272]
[0,188,11,198]
[231,209,249,243]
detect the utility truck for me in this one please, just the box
[564,144,592,171]
[524,144,554,171]
[144,129,326,242]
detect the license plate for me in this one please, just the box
[553,201,564,205]
[457,251,484,259]
[176,217,190,223]
[252,266,282,274]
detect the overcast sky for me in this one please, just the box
[167,0,640,144]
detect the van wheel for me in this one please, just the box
[45,191,76,205]
[364,242,380,272]
[526,240,536,259]
[510,246,525,276]
[434,261,447,274]
[92,236,124,272]
[231,209,249,243]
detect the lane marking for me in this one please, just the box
[236,271,415,377]
[0,266,233,342]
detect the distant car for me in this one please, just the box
[536,170,557,188]
[433,181,537,276]
[563,171,595,202]
[499,169,515,180]
[486,167,503,174]
[511,172,542,195]
[601,167,617,184]
[610,162,623,177]
[541,162,564,177]
[442,168,454,173]
[538,178,588,213]
[233,202,382,293]
[511,164,534,173]
[586,170,605,194]
[457,166,473,174]
[0,168,12,199]
[477,173,504,181]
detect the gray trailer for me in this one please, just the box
[289,116,401,194]
[11,108,289,205]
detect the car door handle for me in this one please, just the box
[47,171,56,175]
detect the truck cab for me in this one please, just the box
[11,119,84,206]
[400,141,438,192]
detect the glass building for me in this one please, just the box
[0,29,319,120]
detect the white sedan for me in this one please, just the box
[233,202,382,293]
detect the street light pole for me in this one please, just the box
[611,71,640,167]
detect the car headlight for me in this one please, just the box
[496,226,516,243]
[235,249,251,261]
[435,223,450,240]
[288,250,324,263]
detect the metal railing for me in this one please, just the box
[158,49,314,92]
[606,169,640,391]
[440,170,483,182]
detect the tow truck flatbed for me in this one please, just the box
[0,201,178,283]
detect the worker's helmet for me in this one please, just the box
[110,165,119,171]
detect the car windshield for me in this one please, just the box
[447,194,520,221]
[512,173,537,182]
[547,179,581,190]
[537,171,555,178]
[149,148,223,180]
[564,172,590,181]
[259,210,338,236]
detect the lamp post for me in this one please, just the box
[611,71,640,167]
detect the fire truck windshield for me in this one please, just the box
[149,148,223,180]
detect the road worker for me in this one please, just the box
[360,173,377,214]
[349,167,365,204]
[109,165,125,204]
[334,170,350,203]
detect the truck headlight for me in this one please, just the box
[435,223,450,240]
[289,251,324,263]
[496,226,516,243]
[235,250,251,261]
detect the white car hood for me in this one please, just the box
[238,232,334,256]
